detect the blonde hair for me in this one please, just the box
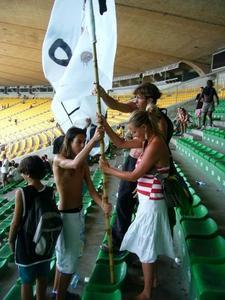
[146,103,162,119]
[128,110,161,136]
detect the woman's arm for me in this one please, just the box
[84,164,112,214]
[97,85,137,113]
[8,189,23,252]
[100,137,165,181]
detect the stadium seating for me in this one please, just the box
[82,288,122,300]
[174,162,225,300]
[181,218,218,240]
[191,263,225,300]
[0,98,62,159]
[176,138,225,192]
[86,261,127,292]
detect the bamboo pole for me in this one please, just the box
[89,0,114,284]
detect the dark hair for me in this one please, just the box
[128,110,161,136]
[53,135,65,155]
[133,82,162,104]
[61,127,86,159]
[207,80,213,87]
[18,155,46,180]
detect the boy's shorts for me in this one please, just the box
[56,212,81,274]
[18,261,50,284]
[202,102,215,113]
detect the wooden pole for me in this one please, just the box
[89,0,114,283]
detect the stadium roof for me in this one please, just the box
[0,0,225,86]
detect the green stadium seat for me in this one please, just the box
[192,195,202,207]
[0,243,14,262]
[3,282,21,300]
[0,217,11,238]
[215,161,225,173]
[181,218,218,240]
[187,236,225,264]
[87,261,127,292]
[96,249,129,264]
[192,263,225,300]
[0,198,8,205]
[82,288,122,300]
[0,259,8,275]
[178,204,208,221]
[188,187,196,195]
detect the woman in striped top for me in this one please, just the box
[100,110,174,300]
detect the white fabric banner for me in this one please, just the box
[42,0,84,91]
[42,0,117,135]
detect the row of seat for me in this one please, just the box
[0,98,61,159]
[202,128,225,151]
[174,163,225,300]
[106,109,129,126]
[176,137,225,192]
[0,126,61,160]
[0,179,25,195]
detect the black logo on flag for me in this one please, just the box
[48,39,72,66]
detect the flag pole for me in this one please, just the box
[89,0,114,284]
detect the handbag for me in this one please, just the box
[151,163,193,214]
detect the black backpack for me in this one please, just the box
[23,186,62,258]
[159,108,174,144]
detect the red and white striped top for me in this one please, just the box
[136,157,170,200]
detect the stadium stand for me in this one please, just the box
[0,54,225,300]
[0,98,62,159]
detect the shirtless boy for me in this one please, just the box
[52,126,111,300]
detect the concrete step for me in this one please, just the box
[189,129,203,138]
[213,120,225,128]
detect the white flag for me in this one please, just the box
[42,0,84,91]
[42,0,117,133]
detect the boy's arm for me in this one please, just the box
[55,128,102,170]
[84,164,111,214]
[8,189,23,252]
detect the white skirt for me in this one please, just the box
[120,193,175,263]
